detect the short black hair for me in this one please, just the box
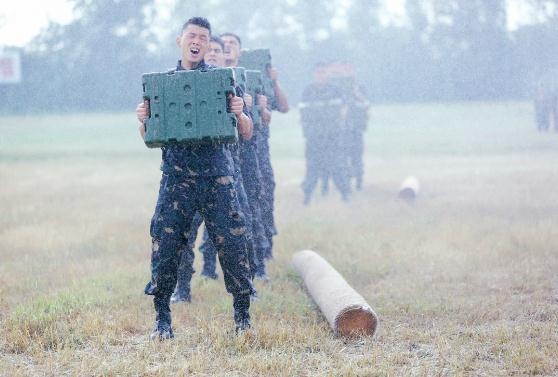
[220,32,241,47]
[181,17,211,35]
[210,36,224,50]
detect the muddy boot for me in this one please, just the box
[150,295,174,341]
[233,294,251,334]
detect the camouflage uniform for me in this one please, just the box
[197,141,258,280]
[257,104,278,260]
[240,109,270,277]
[144,61,254,317]
[171,212,202,302]
[171,82,257,298]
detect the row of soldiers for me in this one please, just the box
[136,17,289,340]
[300,61,370,205]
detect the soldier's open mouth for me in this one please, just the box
[190,48,200,55]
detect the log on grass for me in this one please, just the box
[398,175,420,201]
[292,249,379,337]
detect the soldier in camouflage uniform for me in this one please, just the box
[221,32,271,280]
[184,34,262,287]
[235,45,290,263]
[170,36,236,305]
[136,17,255,340]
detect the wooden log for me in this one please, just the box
[292,250,379,337]
[398,176,420,201]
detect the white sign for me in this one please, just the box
[0,51,22,84]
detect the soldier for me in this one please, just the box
[323,61,369,191]
[220,32,274,280]
[169,36,229,306]
[192,34,263,282]
[228,37,289,262]
[335,62,369,191]
[136,17,255,340]
[534,69,558,132]
[300,62,350,204]
[346,82,370,191]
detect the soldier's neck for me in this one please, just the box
[181,59,199,70]
[225,58,239,67]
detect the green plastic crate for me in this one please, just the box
[245,69,264,128]
[232,67,247,93]
[238,49,275,105]
[142,68,238,148]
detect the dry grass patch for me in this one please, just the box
[2,105,558,375]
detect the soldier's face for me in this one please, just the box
[204,41,225,67]
[176,24,210,68]
[222,35,241,63]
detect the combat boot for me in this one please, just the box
[254,262,270,282]
[233,294,251,334]
[150,295,174,341]
[201,269,218,280]
[171,270,192,303]
[170,285,191,303]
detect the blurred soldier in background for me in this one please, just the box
[136,17,255,340]
[534,69,558,132]
[327,61,370,191]
[300,62,350,205]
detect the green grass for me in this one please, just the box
[1,102,558,376]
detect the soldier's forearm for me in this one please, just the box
[272,82,289,113]
[237,113,253,140]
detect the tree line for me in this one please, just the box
[1,0,557,113]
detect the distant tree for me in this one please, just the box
[3,0,161,112]
[3,0,558,113]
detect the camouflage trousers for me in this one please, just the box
[144,174,254,298]
[257,133,277,258]
[190,173,258,280]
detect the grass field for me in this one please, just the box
[1,102,558,376]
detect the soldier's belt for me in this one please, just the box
[142,68,238,148]
[299,99,344,108]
